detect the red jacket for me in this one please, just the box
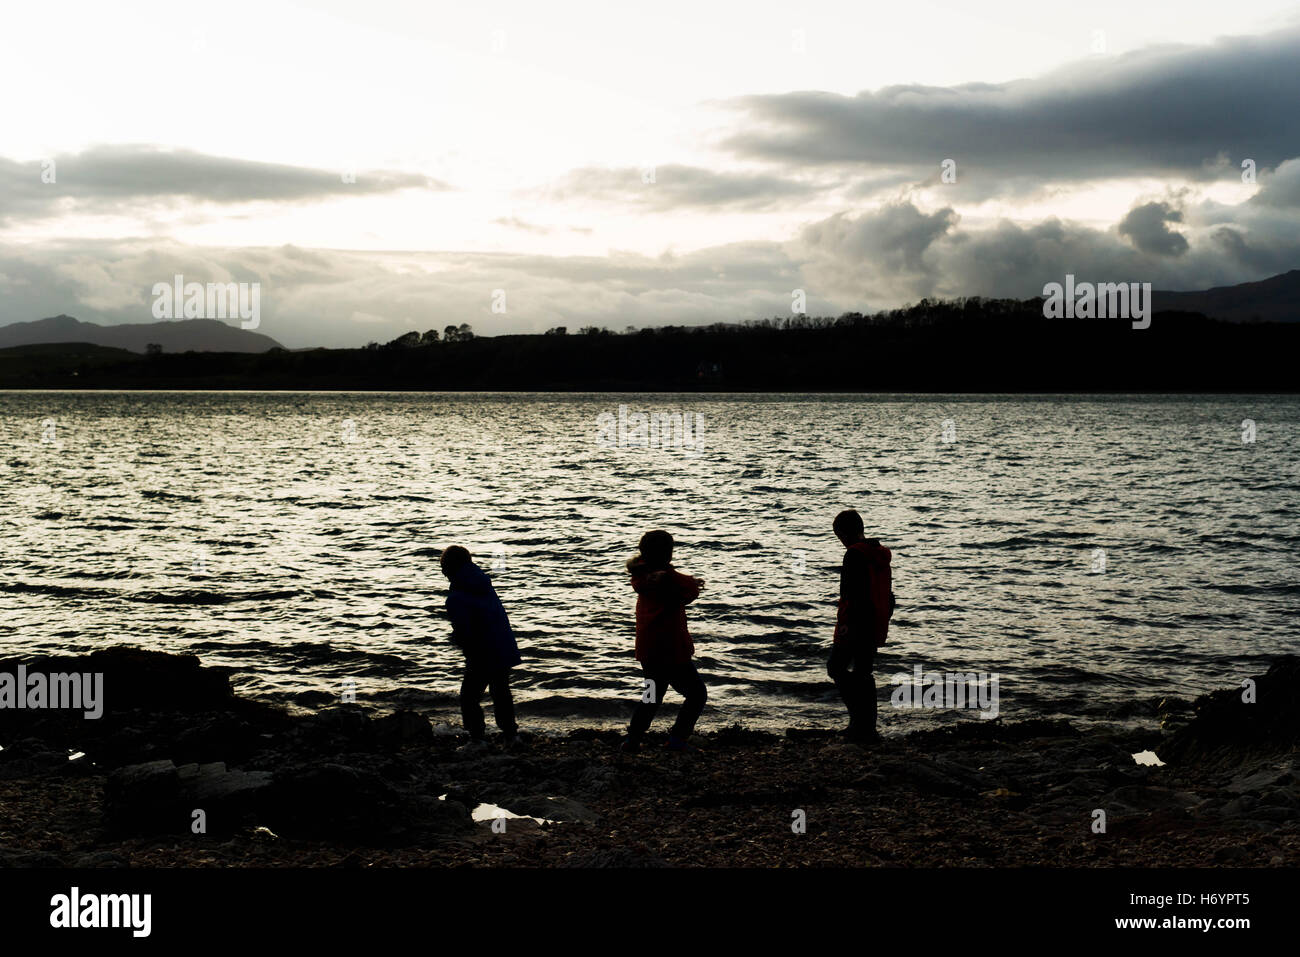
[629,563,701,666]
[834,539,893,646]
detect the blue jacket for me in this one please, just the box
[445,562,522,671]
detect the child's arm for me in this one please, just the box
[444,594,475,649]
[676,571,703,605]
[637,569,703,604]
[840,550,875,640]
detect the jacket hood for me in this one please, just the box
[849,538,891,564]
[627,557,671,579]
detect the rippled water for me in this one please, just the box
[2,391,1297,733]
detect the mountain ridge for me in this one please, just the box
[0,316,284,353]
[1151,269,1300,323]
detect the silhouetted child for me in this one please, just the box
[829,509,895,745]
[622,530,707,753]
[440,545,522,750]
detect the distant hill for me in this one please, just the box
[0,316,284,353]
[1153,270,1300,322]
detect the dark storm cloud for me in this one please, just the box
[800,202,959,274]
[1118,201,1189,256]
[537,164,824,210]
[792,193,1300,306]
[0,145,448,223]
[722,27,1300,196]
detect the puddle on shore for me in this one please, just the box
[1132,750,1166,766]
[437,794,557,825]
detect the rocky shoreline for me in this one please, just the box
[1,649,1297,867]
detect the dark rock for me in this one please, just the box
[418,796,474,835]
[1219,795,1257,817]
[0,740,74,778]
[301,707,373,745]
[875,756,997,798]
[1160,656,1300,767]
[172,715,273,765]
[105,758,274,834]
[1245,806,1297,824]
[508,795,599,823]
[374,710,433,748]
[0,647,234,721]
[1227,765,1297,794]
[1100,785,1202,817]
[260,762,473,843]
[1157,696,1195,732]
[104,759,182,829]
[0,648,292,772]
[1258,788,1300,809]
[0,738,75,777]
[711,725,777,746]
[187,764,274,826]
[441,786,478,807]
[261,763,399,837]
[62,751,99,777]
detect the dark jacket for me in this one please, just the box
[445,562,521,671]
[628,559,701,667]
[834,539,894,646]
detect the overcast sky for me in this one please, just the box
[2,0,1299,347]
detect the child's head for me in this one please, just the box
[631,529,674,570]
[832,509,865,548]
[439,545,472,578]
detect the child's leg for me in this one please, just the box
[853,644,878,732]
[627,667,665,742]
[460,666,490,740]
[667,662,707,740]
[827,642,861,727]
[488,669,518,736]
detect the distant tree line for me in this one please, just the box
[3,293,1296,391]
[367,323,476,350]
[354,296,1039,346]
